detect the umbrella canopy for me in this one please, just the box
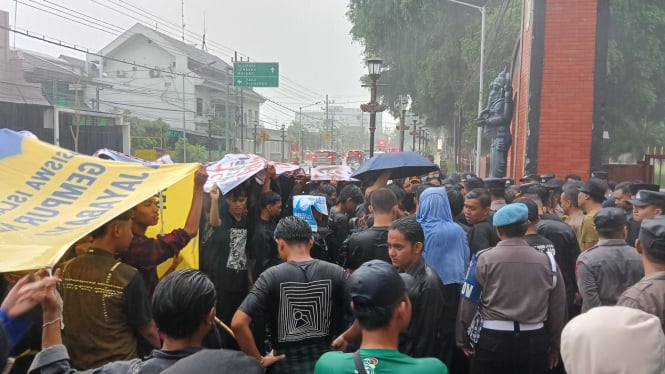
[351,151,439,180]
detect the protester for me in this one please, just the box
[123,165,208,300]
[0,270,60,373]
[200,184,250,349]
[161,349,263,374]
[484,178,506,212]
[560,185,584,235]
[30,269,233,373]
[561,306,665,374]
[514,199,556,256]
[329,184,365,252]
[457,203,566,373]
[463,188,499,254]
[345,188,398,271]
[314,260,448,373]
[388,217,449,362]
[231,216,350,373]
[248,191,282,282]
[618,215,665,331]
[576,207,644,312]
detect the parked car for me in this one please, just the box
[311,150,342,167]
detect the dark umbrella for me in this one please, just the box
[350,151,439,180]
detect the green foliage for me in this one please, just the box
[606,1,665,161]
[347,0,521,152]
[126,114,170,150]
[173,138,207,163]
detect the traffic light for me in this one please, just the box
[378,140,385,148]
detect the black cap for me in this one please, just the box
[520,174,540,183]
[543,178,565,190]
[578,178,607,201]
[348,260,412,308]
[629,190,665,207]
[639,216,665,260]
[629,183,660,196]
[540,173,556,183]
[484,178,506,191]
[502,177,515,187]
[593,207,627,230]
[591,171,609,180]
[518,182,537,195]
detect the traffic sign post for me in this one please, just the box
[233,62,279,87]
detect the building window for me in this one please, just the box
[196,98,203,116]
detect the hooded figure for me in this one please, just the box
[416,188,470,285]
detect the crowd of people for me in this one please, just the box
[2,163,665,373]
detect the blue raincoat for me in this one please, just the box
[416,188,470,285]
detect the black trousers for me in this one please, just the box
[473,327,549,374]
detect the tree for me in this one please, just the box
[173,138,207,163]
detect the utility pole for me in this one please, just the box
[225,67,231,153]
[253,119,258,154]
[325,94,329,149]
[280,124,286,161]
[411,119,418,152]
[397,95,408,152]
[182,73,187,162]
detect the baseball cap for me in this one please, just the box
[639,216,665,260]
[493,203,528,227]
[593,207,627,230]
[409,176,421,184]
[578,178,607,201]
[629,183,660,196]
[347,260,412,309]
[629,190,665,207]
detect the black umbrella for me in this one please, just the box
[350,151,439,180]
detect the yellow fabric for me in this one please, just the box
[0,131,199,272]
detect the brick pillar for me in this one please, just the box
[509,0,608,179]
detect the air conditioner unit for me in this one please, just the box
[149,69,161,78]
[116,70,127,78]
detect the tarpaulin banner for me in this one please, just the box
[205,154,300,195]
[292,195,328,232]
[310,165,358,181]
[0,129,199,272]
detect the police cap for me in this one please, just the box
[639,215,665,262]
[629,190,665,208]
[593,207,627,230]
[629,183,660,196]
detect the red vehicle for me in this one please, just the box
[311,150,342,167]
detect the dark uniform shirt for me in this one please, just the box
[617,271,665,332]
[576,239,644,312]
[346,226,390,270]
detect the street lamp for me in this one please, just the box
[207,112,214,161]
[449,0,485,175]
[361,57,387,158]
[299,101,321,163]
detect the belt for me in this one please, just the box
[482,320,544,332]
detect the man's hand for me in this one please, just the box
[260,350,286,368]
[265,162,277,180]
[210,183,220,200]
[194,164,209,186]
[2,269,61,318]
[331,335,349,351]
[462,346,475,357]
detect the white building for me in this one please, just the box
[87,23,264,153]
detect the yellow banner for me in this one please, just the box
[0,129,199,272]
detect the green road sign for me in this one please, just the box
[233,62,279,87]
[168,130,184,138]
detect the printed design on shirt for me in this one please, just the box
[278,280,332,342]
[226,227,248,270]
[363,357,378,374]
[533,243,556,256]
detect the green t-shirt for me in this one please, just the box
[314,348,448,374]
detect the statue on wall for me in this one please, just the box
[476,69,514,178]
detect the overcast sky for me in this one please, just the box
[1,0,379,126]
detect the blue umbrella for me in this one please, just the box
[350,151,439,180]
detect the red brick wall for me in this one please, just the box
[511,0,598,179]
[538,0,597,178]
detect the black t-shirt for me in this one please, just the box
[238,260,349,349]
[200,199,249,292]
[524,234,556,256]
[329,210,350,250]
[346,226,390,270]
[467,219,499,255]
[249,218,279,281]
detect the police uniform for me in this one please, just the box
[456,204,566,374]
[576,208,644,313]
[625,184,661,245]
[617,215,665,332]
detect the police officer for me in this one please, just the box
[625,183,661,246]
[456,204,566,373]
[617,215,665,331]
[576,208,644,313]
